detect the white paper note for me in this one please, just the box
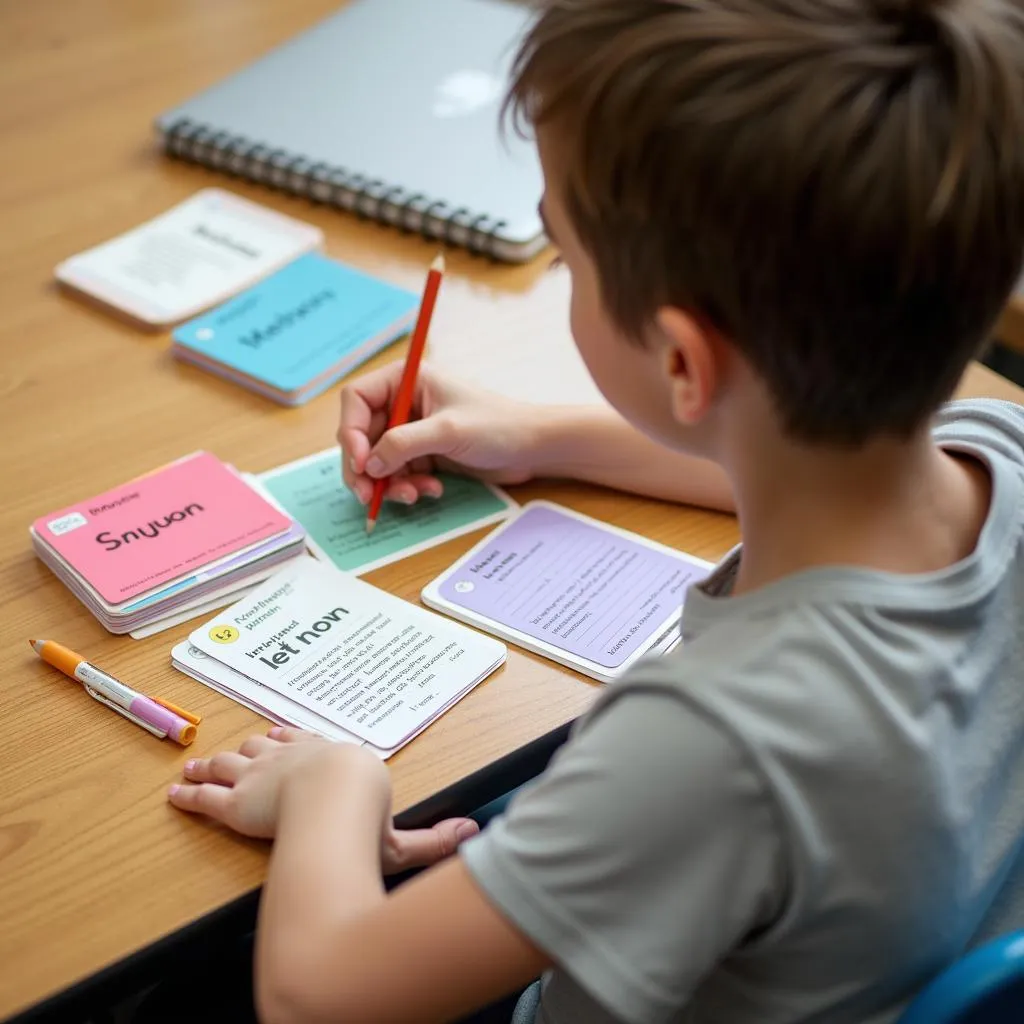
[55,189,322,325]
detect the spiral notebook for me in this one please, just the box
[155,0,546,263]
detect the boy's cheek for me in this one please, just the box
[568,294,612,384]
[568,275,614,361]
[569,289,692,446]
[570,305,642,416]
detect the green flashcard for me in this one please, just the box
[258,448,514,574]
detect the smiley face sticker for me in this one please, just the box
[208,625,240,644]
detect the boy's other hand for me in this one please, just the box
[168,727,479,873]
[169,728,379,839]
[338,363,541,506]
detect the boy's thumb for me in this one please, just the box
[385,818,480,873]
[365,418,451,477]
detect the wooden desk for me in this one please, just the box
[1,2,1022,1019]
[998,292,1024,355]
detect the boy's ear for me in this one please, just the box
[655,307,719,426]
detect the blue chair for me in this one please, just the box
[898,931,1024,1024]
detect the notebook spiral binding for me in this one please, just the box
[162,118,508,258]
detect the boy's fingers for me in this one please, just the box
[340,370,394,432]
[349,471,441,506]
[385,818,480,873]
[341,414,389,482]
[353,365,404,413]
[385,475,443,504]
[339,419,376,485]
[267,726,318,744]
[340,430,369,482]
[339,366,406,449]
[168,782,234,821]
[417,475,444,499]
[338,391,369,446]
[238,734,278,758]
[183,751,248,785]
[386,480,419,505]
[366,418,455,478]
[349,476,372,505]
[338,380,384,476]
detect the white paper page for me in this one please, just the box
[172,641,364,746]
[55,189,322,324]
[188,559,506,751]
[172,641,478,760]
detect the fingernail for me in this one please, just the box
[456,821,478,841]
[268,726,283,738]
[168,784,180,797]
[184,759,196,773]
[396,492,416,505]
[423,484,443,499]
[354,488,368,506]
[349,456,359,473]
[366,456,384,476]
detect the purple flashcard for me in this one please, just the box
[437,504,710,669]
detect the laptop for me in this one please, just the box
[155,0,546,261]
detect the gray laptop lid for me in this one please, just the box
[157,0,544,250]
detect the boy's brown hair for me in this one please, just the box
[507,0,1024,444]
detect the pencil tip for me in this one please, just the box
[365,519,377,535]
[431,252,445,273]
[28,639,40,652]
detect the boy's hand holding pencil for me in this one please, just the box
[338,256,543,514]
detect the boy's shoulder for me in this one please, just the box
[609,396,1024,761]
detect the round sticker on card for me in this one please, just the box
[454,581,474,593]
[208,625,239,644]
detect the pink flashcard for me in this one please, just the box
[32,452,292,603]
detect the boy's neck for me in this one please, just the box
[726,425,992,597]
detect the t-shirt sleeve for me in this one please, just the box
[934,398,1024,463]
[460,685,784,1024]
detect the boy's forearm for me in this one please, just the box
[530,405,735,512]
[256,751,388,1023]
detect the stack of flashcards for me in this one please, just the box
[423,502,714,683]
[30,452,306,635]
[55,189,323,328]
[171,252,419,406]
[172,558,507,758]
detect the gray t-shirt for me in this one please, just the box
[461,399,1024,1024]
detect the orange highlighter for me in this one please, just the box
[30,639,200,746]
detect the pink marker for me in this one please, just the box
[30,639,200,745]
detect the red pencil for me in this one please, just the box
[366,253,445,533]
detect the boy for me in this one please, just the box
[168,1,1024,1021]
